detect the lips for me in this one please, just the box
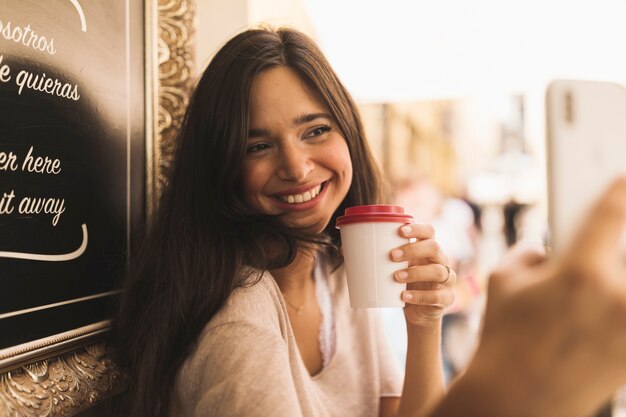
[270,181,328,210]
[276,183,323,204]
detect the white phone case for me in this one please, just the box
[546,79,626,253]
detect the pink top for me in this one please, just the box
[170,264,404,417]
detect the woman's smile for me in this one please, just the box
[269,181,329,211]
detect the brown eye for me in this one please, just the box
[246,142,271,154]
[304,125,332,139]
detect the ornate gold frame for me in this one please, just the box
[0,1,195,415]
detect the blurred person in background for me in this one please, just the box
[503,198,529,247]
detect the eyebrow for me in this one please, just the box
[293,112,332,125]
[248,112,333,139]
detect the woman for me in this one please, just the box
[114,27,455,417]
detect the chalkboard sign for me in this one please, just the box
[0,0,145,362]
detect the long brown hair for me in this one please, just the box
[113,26,384,417]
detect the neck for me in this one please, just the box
[271,248,316,293]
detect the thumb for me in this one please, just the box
[565,177,626,281]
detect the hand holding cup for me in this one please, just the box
[391,222,456,327]
[336,204,455,324]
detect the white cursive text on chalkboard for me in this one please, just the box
[22,146,62,174]
[0,17,57,55]
[0,190,66,226]
[19,196,66,226]
[0,55,80,102]
[16,69,80,101]
[0,146,67,226]
[0,150,19,171]
[0,55,10,82]
[0,190,15,214]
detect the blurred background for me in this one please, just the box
[195,0,626,384]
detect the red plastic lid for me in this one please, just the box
[335,204,414,228]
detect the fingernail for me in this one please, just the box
[390,249,403,260]
[395,271,408,281]
[403,292,413,301]
[401,225,412,235]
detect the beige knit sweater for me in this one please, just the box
[170,265,403,417]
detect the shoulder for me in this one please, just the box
[227,269,279,309]
[182,320,289,385]
[173,320,300,416]
[191,268,287,347]
[183,270,290,372]
[207,270,287,332]
[172,272,301,416]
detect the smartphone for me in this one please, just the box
[546,79,626,253]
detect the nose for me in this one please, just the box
[276,141,314,181]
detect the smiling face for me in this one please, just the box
[239,66,353,233]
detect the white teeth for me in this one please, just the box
[279,184,323,204]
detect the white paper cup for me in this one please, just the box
[336,205,414,308]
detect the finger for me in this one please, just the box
[402,288,455,308]
[398,223,435,240]
[569,177,626,263]
[395,263,455,285]
[407,269,457,291]
[390,238,447,266]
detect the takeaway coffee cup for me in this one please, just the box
[336,205,414,308]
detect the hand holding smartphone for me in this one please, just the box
[546,79,626,417]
